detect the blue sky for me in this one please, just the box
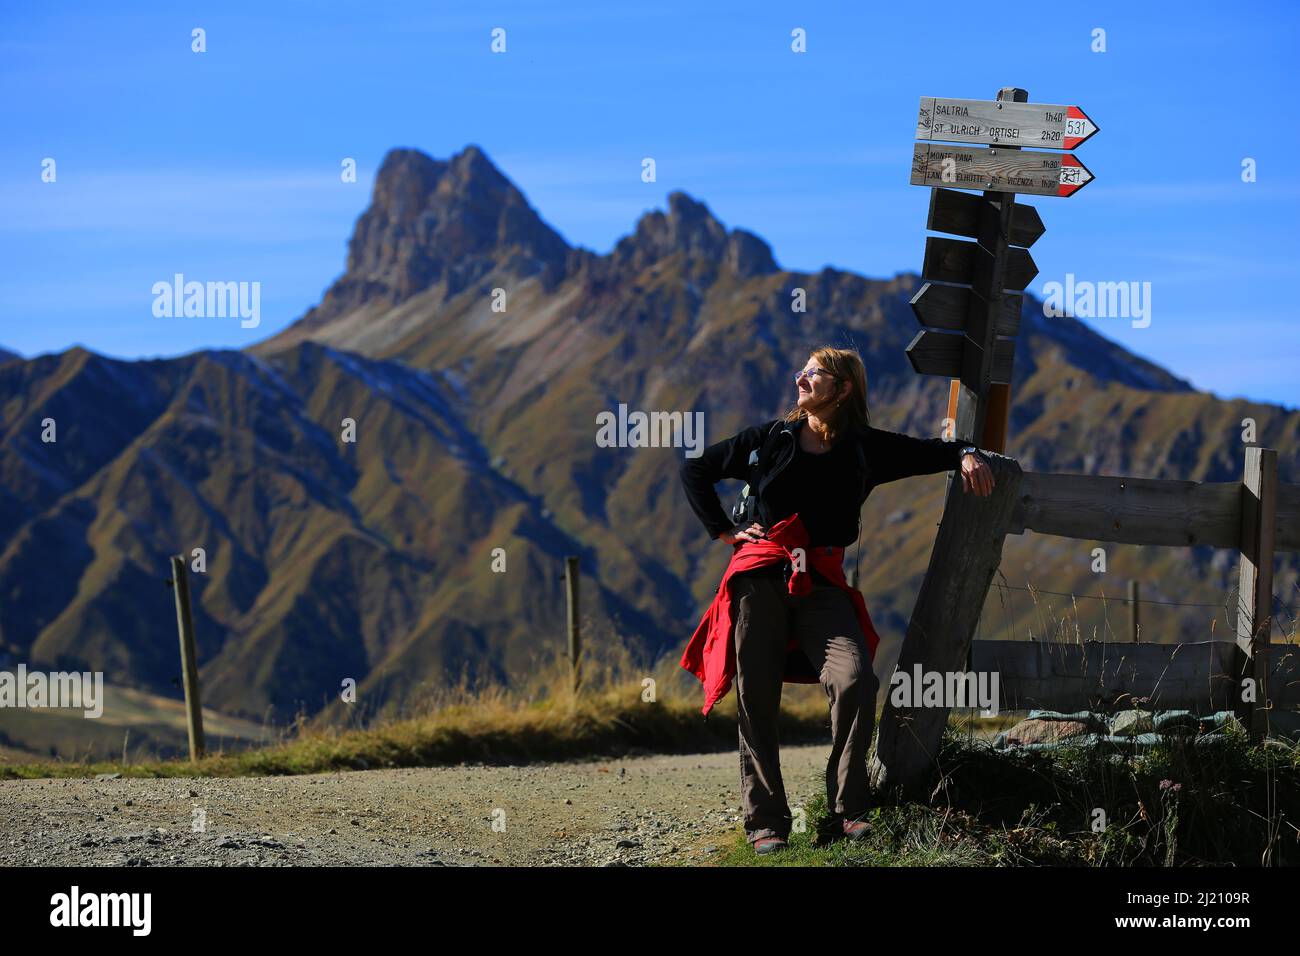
[2,0,1297,407]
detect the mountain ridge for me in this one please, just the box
[1,144,1296,756]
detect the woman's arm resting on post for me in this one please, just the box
[865,427,995,495]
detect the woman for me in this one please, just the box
[678,345,995,855]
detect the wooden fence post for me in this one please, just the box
[868,453,1023,796]
[1235,447,1277,742]
[169,554,206,761]
[564,556,581,695]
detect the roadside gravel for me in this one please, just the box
[0,744,832,867]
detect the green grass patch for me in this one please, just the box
[700,722,1300,867]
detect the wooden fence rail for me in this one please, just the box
[870,446,1298,797]
[1008,470,1300,551]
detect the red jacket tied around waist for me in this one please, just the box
[680,512,880,717]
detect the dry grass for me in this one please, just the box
[0,641,835,780]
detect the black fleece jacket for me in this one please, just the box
[679,417,975,547]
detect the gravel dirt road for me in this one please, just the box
[0,744,834,867]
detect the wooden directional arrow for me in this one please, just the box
[911,143,1095,198]
[911,282,1020,336]
[905,329,1014,385]
[923,236,1037,292]
[916,97,1099,150]
[927,188,1044,249]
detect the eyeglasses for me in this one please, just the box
[794,366,838,385]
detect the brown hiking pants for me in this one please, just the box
[732,566,879,843]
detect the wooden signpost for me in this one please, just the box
[906,329,1015,385]
[911,144,1095,198]
[904,87,1098,451]
[916,96,1100,149]
[925,185,1045,248]
[872,86,1101,796]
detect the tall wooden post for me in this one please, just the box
[881,87,1029,795]
[170,554,206,761]
[981,383,1011,452]
[868,453,1023,796]
[947,377,1011,453]
[952,86,1027,450]
[897,85,1097,795]
[1235,447,1277,742]
[564,556,581,695]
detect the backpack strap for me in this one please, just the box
[731,419,784,528]
[746,419,784,485]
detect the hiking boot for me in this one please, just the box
[752,836,788,855]
[840,816,870,842]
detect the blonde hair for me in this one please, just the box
[781,345,871,443]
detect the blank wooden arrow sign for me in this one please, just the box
[911,143,1095,198]
[927,188,1044,249]
[916,97,1099,150]
[911,282,1021,336]
[906,329,1014,385]
[923,236,1038,292]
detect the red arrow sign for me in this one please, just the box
[1063,106,1098,149]
[1058,154,1094,197]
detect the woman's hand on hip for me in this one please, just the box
[718,521,767,545]
[960,452,995,496]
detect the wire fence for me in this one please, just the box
[977,574,1299,644]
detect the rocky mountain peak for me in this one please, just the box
[302,145,571,325]
[615,190,777,278]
